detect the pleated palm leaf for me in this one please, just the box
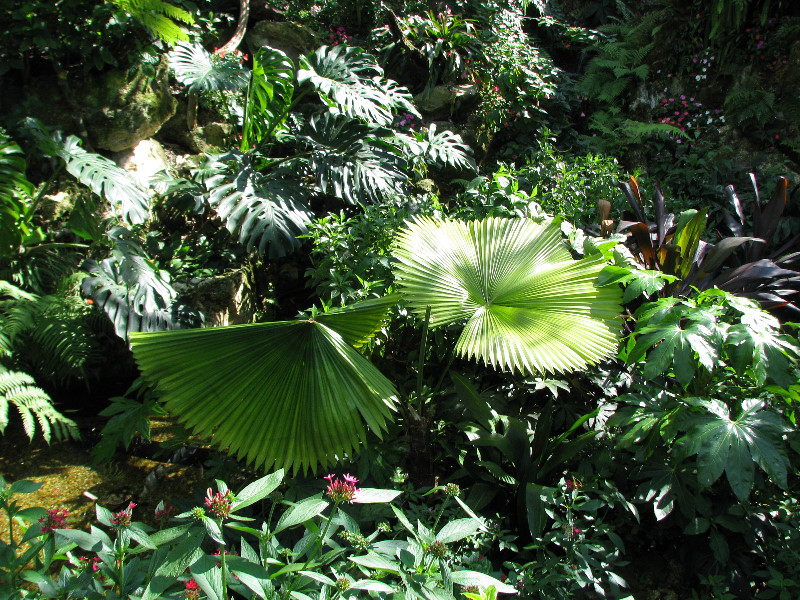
[393,217,623,374]
[129,296,399,473]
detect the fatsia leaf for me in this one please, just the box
[393,217,622,375]
[205,152,313,258]
[169,42,250,93]
[129,298,399,474]
[680,398,790,501]
[626,301,721,386]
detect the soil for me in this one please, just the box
[0,417,208,544]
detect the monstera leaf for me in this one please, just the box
[129,296,400,473]
[241,46,295,150]
[393,217,623,374]
[81,228,195,341]
[169,42,250,93]
[25,118,150,225]
[299,45,410,126]
[296,112,407,204]
[204,151,313,257]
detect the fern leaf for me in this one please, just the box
[112,0,194,45]
[0,370,79,442]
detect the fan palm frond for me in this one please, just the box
[169,42,251,93]
[204,151,313,257]
[129,295,399,474]
[393,217,623,374]
[0,370,79,443]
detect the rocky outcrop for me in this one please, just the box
[84,56,177,152]
[114,139,172,190]
[246,21,319,63]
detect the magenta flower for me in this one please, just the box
[110,502,136,530]
[38,508,69,534]
[324,474,360,503]
[205,489,235,519]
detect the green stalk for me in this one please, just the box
[416,305,432,414]
[280,501,341,600]
[220,540,229,600]
[431,496,451,533]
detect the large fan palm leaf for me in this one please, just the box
[129,296,399,473]
[393,217,622,374]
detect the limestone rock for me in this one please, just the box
[182,272,253,327]
[415,84,479,121]
[85,56,177,152]
[246,21,319,63]
[114,139,172,190]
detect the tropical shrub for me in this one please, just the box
[2,470,514,599]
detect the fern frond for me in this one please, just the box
[0,370,79,442]
[111,0,194,45]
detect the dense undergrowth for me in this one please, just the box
[1,0,799,598]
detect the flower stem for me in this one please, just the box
[281,501,341,600]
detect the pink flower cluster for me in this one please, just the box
[38,507,69,534]
[324,474,359,503]
[205,489,235,519]
[110,502,136,530]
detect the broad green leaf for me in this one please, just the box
[242,47,295,149]
[169,42,250,93]
[450,570,516,594]
[130,298,398,474]
[352,488,402,504]
[274,498,329,534]
[349,552,402,574]
[232,470,285,512]
[436,518,481,544]
[681,398,790,501]
[393,217,622,375]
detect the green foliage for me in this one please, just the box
[203,151,312,258]
[2,471,512,599]
[0,370,78,443]
[241,47,295,150]
[81,227,199,342]
[168,41,250,94]
[393,217,623,375]
[25,119,151,226]
[0,130,40,259]
[90,378,165,464]
[130,296,400,474]
[723,84,775,128]
[110,0,194,45]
